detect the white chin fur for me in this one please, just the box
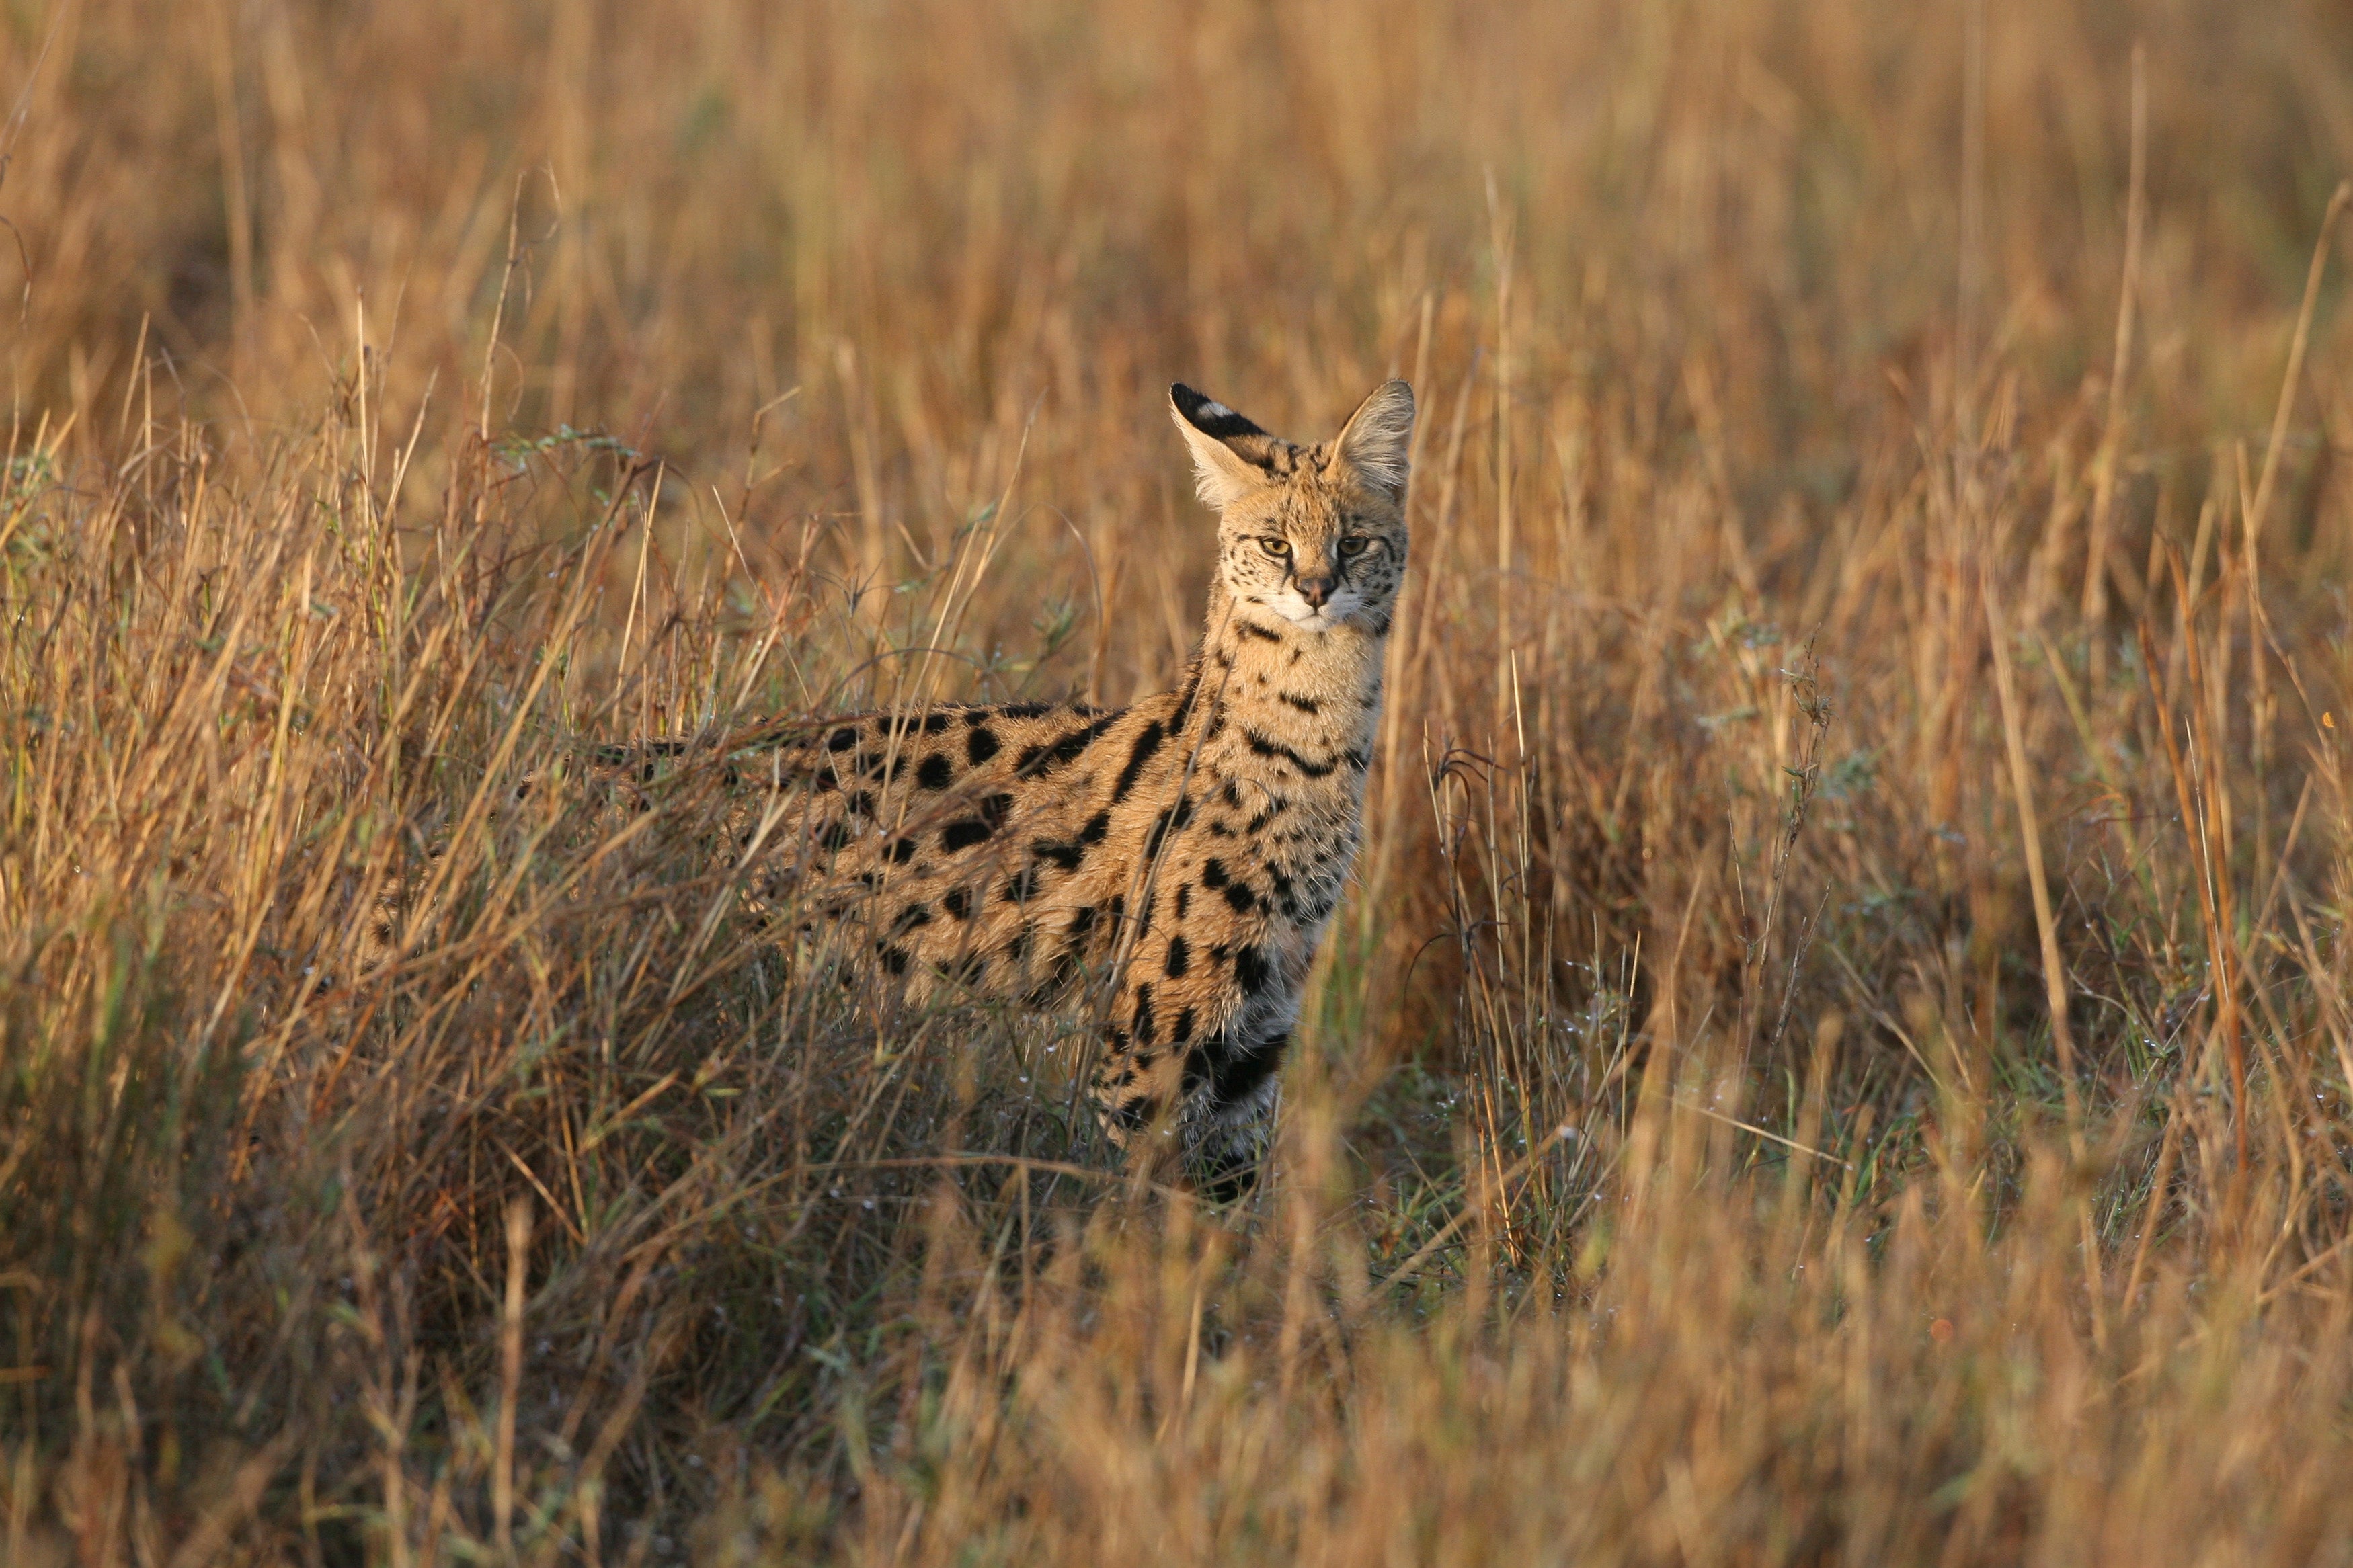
[1263,589,1365,630]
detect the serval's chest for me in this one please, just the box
[1153,621,1385,984]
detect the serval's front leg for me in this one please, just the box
[1090,919,1302,1199]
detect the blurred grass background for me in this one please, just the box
[6,0,2353,1561]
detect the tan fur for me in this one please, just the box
[612,381,1413,1187]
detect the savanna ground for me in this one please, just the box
[5,0,2353,1561]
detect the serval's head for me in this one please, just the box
[1170,380,1415,637]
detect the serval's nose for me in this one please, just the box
[1296,571,1334,608]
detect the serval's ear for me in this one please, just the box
[1332,380,1415,500]
[1170,384,1275,513]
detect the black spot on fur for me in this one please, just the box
[1175,884,1191,918]
[940,793,1014,852]
[1143,796,1193,862]
[1181,1032,1236,1097]
[817,822,854,851]
[1173,1006,1197,1044]
[878,945,911,975]
[1222,881,1257,914]
[1234,946,1271,996]
[1279,691,1320,714]
[1016,714,1117,778]
[1242,727,1338,778]
[1221,780,1244,810]
[891,904,933,936]
[1133,985,1156,1045]
[943,886,971,920]
[1165,934,1189,978]
[846,791,875,817]
[1067,904,1099,939]
[1002,868,1040,905]
[886,837,917,864]
[916,753,955,790]
[827,726,860,752]
[1032,806,1107,870]
[1113,720,1166,803]
[996,701,1053,719]
[966,727,1001,766]
[1170,674,1201,730]
[922,712,953,735]
[1033,836,1087,872]
[1212,1030,1288,1107]
[1238,620,1283,644]
[1200,858,1228,888]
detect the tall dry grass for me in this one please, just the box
[6,0,2353,1561]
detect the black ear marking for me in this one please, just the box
[1171,384,1269,442]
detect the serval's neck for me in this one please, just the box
[1176,584,1386,788]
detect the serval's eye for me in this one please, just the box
[1257,536,1291,557]
[1339,536,1371,557]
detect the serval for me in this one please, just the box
[595,380,1412,1192]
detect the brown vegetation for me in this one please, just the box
[6,0,2353,1561]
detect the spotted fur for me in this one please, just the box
[612,380,1414,1188]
